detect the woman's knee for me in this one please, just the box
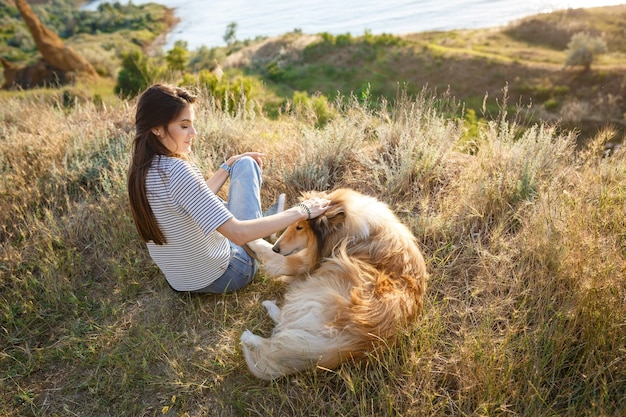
[231,156,262,187]
[232,156,259,174]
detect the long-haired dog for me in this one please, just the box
[242,188,428,380]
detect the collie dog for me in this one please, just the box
[242,188,428,380]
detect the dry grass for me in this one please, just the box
[0,86,624,416]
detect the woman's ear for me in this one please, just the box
[151,129,160,137]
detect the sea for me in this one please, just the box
[82,0,626,51]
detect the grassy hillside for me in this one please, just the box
[0,84,624,416]
[0,3,625,417]
[2,2,624,145]
[218,5,626,144]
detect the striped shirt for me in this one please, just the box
[145,156,233,291]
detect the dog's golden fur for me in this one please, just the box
[242,188,428,380]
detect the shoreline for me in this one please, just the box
[147,6,179,55]
[149,3,624,52]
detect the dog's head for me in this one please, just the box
[272,188,380,265]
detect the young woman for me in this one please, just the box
[127,83,330,293]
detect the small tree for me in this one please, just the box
[223,22,237,46]
[565,32,607,72]
[115,50,154,98]
[166,40,189,73]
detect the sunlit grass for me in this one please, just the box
[0,85,624,416]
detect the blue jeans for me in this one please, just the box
[198,156,262,293]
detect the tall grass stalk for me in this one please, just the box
[1,87,624,416]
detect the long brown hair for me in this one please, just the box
[128,83,197,244]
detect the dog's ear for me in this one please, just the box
[310,215,330,243]
[323,203,344,220]
[310,204,345,243]
[327,199,348,230]
[324,208,346,229]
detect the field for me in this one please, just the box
[1,1,626,416]
[0,84,624,415]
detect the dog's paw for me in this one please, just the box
[247,239,289,277]
[246,239,275,260]
[262,258,288,277]
[241,329,261,347]
[262,300,280,322]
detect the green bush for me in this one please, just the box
[544,98,560,111]
[114,50,156,98]
[165,40,189,73]
[553,85,570,95]
[184,69,257,115]
[565,31,607,71]
[265,61,287,82]
[335,33,353,46]
[363,30,403,46]
[292,90,334,127]
[188,45,226,71]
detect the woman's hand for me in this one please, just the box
[226,152,265,170]
[218,196,332,245]
[207,152,264,194]
[295,197,332,220]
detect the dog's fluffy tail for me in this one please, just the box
[241,328,350,380]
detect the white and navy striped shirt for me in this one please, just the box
[145,156,233,291]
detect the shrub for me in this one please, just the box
[544,98,560,111]
[223,22,237,46]
[363,30,403,46]
[114,49,156,98]
[292,90,334,127]
[165,40,189,73]
[564,32,607,71]
[265,61,287,82]
[335,33,353,46]
[188,45,226,71]
[183,69,257,115]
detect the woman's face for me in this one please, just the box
[153,105,197,155]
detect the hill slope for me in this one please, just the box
[221,5,626,143]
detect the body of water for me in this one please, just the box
[83,0,626,50]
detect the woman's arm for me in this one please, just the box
[217,198,329,246]
[206,152,264,194]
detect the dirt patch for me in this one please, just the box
[222,34,321,69]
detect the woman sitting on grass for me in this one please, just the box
[127,83,329,293]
